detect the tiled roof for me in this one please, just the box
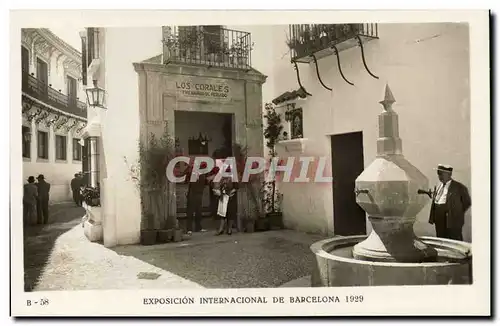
[271,87,309,105]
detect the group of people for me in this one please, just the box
[23,174,50,226]
[184,161,239,236]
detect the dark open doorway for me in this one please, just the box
[174,111,234,231]
[331,132,366,236]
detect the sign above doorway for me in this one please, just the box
[175,79,231,102]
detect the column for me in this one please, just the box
[48,126,55,163]
[30,119,37,163]
[89,137,99,188]
[67,130,73,165]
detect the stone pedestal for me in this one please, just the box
[83,204,103,242]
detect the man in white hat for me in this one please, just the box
[428,164,471,241]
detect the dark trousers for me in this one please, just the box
[72,190,82,206]
[23,202,36,226]
[434,204,463,241]
[37,199,49,224]
[186,192,203,232]
[209,185,218,218]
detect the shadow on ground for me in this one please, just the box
[113,232,321,288]
[23,203,85,292]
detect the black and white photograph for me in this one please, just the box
[10,9,490,317]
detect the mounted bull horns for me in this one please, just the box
[332,45,354,86]
[355,35,379,80]
[311,54,332,91]
[292,60,312,97]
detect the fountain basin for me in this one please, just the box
[310,235,472,286]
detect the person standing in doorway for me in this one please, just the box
[70,173,83,206]
[36,174,51,224]
[428,164,471,241]
[185,162,208,235]
[23,176,38,226]
[213,166,238,236]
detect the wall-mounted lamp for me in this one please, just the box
[85,80,107,109]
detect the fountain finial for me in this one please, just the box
[379,83,396,111]
[376,83,402,156]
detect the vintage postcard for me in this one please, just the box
[10,9,490,317]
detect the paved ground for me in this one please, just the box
[23,203,84,292]
[114,230,324,288]
[24,203,323,291]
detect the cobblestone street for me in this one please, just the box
[23,203,323,291]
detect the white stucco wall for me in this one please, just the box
[267,23,472,241]
[98,27,162,245]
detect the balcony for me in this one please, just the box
[163,26,253,70]
[288,24,378,63]
[22,71,87,118]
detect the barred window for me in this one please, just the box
[37,131,48,159]
[55,135,67,161]
[22,126,30,158]
[73,138,82,161]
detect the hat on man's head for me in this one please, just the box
[37,174,45,180]
[27,176,35,183]
[436,164,453,173]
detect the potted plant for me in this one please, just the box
[260,103,285,231]
[81,185,100,207]
[136,124,177,246]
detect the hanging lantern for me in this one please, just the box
[85,80,107,109]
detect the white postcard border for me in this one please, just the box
[10,9,490,316]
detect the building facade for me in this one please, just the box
[79,26,266,247]
[21,28,87,203]
[267,23,472,241]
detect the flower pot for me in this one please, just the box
[267,212,284,229]
[255,217,270,232]
[91,198,100,206]
[157,229,174,243]
[140,229,158,246]
[245,219,255,233]
[172,229,183,242]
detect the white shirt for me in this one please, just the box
[434,180,452,205]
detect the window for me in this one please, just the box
[73,138,82,161]
[21,46,29,73]
[87,28,99,66]
[22,126,31,158]
[36,58,48,86]
[290,108,303,139]
[37,131,48,159]
[67,76,77,107]
[55,135,67,161]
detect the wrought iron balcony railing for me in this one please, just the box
[163,26,253,69]
[22,71,87,118]
[288,24,378,63]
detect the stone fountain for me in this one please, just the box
[310,84,472,286]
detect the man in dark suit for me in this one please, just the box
[23,176,38,226]
[428,164,471,241]
[36,174,51,224]
[70,173,83,206]
[185,162,208,235]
